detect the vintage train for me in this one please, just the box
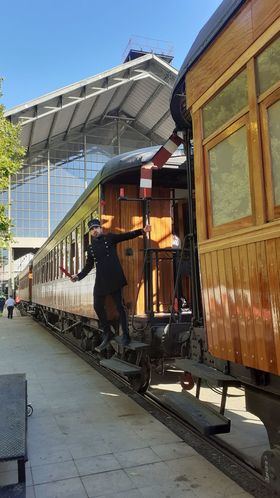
[18,0,280,490]
[18,146,191,391]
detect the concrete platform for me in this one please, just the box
[0,313,251,497]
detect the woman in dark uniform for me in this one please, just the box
[71,219,151,350]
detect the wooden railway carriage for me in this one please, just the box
[18,264,32,307]
[27,146,190,367]
[170,0,280,489]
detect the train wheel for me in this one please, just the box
[126,352,151,393]
[180,371,194,390]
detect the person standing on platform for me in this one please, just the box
[0,294,5,316]
[71,219,151,351]
[5,295,15,319]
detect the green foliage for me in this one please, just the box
[0,103,25,246]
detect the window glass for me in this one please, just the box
[209,126,251,226]
[256,37,280,95]
[60,241,65,277]
[76,226,82,273]
[268,99,280,205]
[66,236,71,272]
[70,237,76,274]
[202,70,247,138]
[91,210,98,220]
[84,231,89,263]
[84,216,90,233]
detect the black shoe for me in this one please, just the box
[95,330,114,353]
[120,334,130,347]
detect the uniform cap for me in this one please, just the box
[88,218,101,229]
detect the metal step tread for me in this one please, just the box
[100,357,142,376]
[112,337,149,350]
[159,390,231,436]
[175,359,240,386]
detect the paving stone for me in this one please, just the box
[29,446,73,466]
[75,453,121,476]
[34,477,87,498]
[97,490,143,498]
[114,447,161,468]
[82,468,135,497]
[139,483,197,497]
[32,460,78,485]
[165,456,250,497]
[69,441,111,460]
[151,441,197,460]
[125,461,173,487]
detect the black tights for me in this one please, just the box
[94,289,129,336]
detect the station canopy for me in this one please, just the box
[5,53,178,156]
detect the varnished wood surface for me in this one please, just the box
[193,111,208,241]
[102,184,173,314]
[185,0,280,376]
[187,0,280,108]
[200,233,280,374]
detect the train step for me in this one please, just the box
[100,357,142,377]
[112,337,149,350]
[159,390,231,436]
[175,359,240,387]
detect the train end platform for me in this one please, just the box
[0,314,252,498]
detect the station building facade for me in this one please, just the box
[1,50,178,292]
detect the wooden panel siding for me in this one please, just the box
[102,184,173,315]
[199,235,280,374]
[187,0,280,108]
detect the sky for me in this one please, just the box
[1,0,222,110]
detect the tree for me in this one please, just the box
[0,94,25,247]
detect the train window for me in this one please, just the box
[50,251,54,281]
[42,259,45,283]
[260,90,280,219]
[84,232,89,262]
[47,254,50,282]
[83,217,90,264]
[54,247,57,280]
[54,246,58,279]
[256,36,280,96]
[60,241,65,277]
[70,231,76,275]
[76,226,82,273]
[205,118,252,231]
[202,70,247,139]
[269,101,280,206]
[66,236,71,272]
[56,245,59,278]
[84,217,90,231]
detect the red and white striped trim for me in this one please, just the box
[139,132,183,198]
[139,162,154,197]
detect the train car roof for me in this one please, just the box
[170,0,246,129]
[34,146,186,258]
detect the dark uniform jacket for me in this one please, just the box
[77,229,143,296]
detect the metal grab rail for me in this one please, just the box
[142,246,190,315]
